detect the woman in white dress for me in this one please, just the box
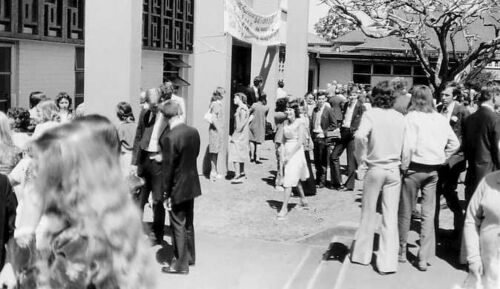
[277,100,310,220]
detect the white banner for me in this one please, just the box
[224,0,281,46]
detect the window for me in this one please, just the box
[373,64,391,75]
[0,47,11,112]
[163,53,190,94]
[413,77,429,85]
[353,64,371,74]
[393,65,412,75]
[353,74,371,85]
[75,46,84,107]
[413,66,425,76]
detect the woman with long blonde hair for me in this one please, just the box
[0,111,21,175]
[28,121,157,289]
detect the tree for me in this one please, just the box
[320,0,500,98]
[314,7,356,42]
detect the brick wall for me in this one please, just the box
[17,41,75,108]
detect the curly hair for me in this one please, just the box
[56,92,73,111]
[7,107,31,131]
[275,97,288,112]
[33,122,157,289]
[115,102,135,122]
[371,81,395,109]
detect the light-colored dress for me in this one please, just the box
[208,100,223,153]
[463,171,500,289]
[282,120,309,187]
[249,102,268,144]
[228,106,250,163]
[117,121,136,175]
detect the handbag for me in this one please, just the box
[204,109,214,124]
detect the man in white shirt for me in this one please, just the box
[160,82,186,123]
[276,80,287,100]
[131,88,168,245]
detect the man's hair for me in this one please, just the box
[253,76,263,86]
[390,77,408,92]
[478,86,500,103]
[275,97,288,112]
[161,99,181,119]
[278,80,284,88]
[371,81,395,109]
[29,91,47,108]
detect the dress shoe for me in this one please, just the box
[316,182,325,189]
[161,266,189,275]
[417,261,428,271]
[189,261,196,266]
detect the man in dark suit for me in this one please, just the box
[328,91,346,126]
[463,86,500,204]
[131,88,168,245]
[311,91,337,188]
[160,100,201,275]
[245,76,263,107]
[435,84,470,237]
[330,86,365,191]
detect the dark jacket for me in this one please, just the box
[328,95,346,123]
[245,85,262,108]
[463,105,500,189]
[310,104,337,138]
[160,123,202,205]
[131,108,167,166]
[341,100,365,135]
[0,174,17,271]
[437,102,470,144]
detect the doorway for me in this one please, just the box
[230,39,251,135]
[0,46,11,112]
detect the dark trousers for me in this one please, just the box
[313,137,328,185]
[170,199,195,270]
[136,150,166,242]
[330,129,356,189]
[435,156,465,235]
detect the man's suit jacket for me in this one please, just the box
[310,104,337,137]
[328,95,346,123]
[159,123,202,205]
[131,108,167,166]
[342,100,365,135]
[463,105,500,187]
[245,85,262,108]
[437,102,470,144]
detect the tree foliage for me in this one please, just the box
[314,7,356,42]
[321,0,500,96]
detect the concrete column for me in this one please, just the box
[250,0,280,121]
[84,0,142,122]
[192,0,232,174]
[284,0,310,98]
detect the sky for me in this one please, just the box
[308,0,330,33]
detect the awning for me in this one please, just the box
[165,58,191,68]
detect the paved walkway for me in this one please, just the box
[148,221,467,289]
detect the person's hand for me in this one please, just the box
[469,260,483,278]
[0,263,16,289]
[163,198,171,211]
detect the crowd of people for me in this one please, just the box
[0,71,498,288]
[219,76,500,287]
[0,81,203,288]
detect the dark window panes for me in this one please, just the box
[413,77,429,85]
[413,66,425,75]
[393,65,411,75]
[353,64,371,74]
[0,74,10,112]
[0,48,10,73]
[353,74,371,84]
[75,47,84,69]
[75,71,84,94]
[373,64,391,75]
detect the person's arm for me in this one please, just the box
[211,102,222,131]
[131,109,146,166]
[444,123,460,159]
[5,181,17,241]
[463,179,486,276]
[492,117,500,169]
[161,135,176,201]
[401,115,416,170]
[354,113,372,166]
